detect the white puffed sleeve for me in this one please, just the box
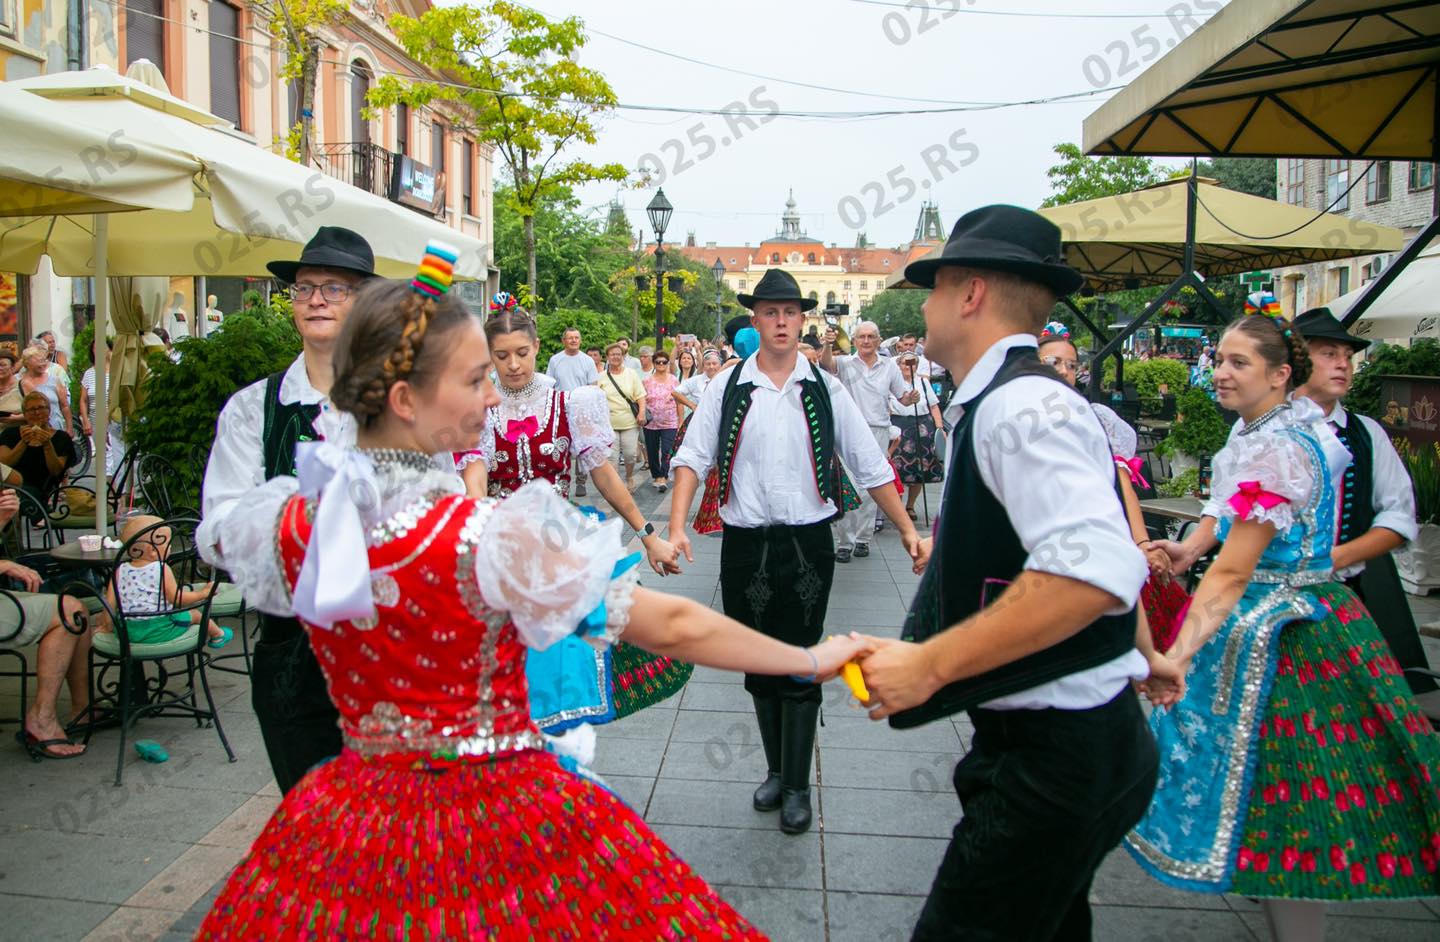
[215,476,302,617]
[454,417,494,473]
[563,386,615,473]
[1091,402,1138,461]
[1211,432,1317,532]
[472,481,628,650]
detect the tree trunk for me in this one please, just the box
[524,211,538,313]
[298,42,319,166]
[519,154,538,313]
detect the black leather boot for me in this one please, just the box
[752,695,783,811]
[779,697,820,834]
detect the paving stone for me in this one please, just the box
[826,890,924,942]
[0,829,193,904]
[816,715,962,753]
[712,884,825,941]
[597,705,676,741]
[819,785,958,839]
[1091,849,1229,910]
[1098,905,1261,940]
[647,822,822,889]
[598,773,654,814]
[660,739,815,785]
[0,895,111,942]
[818,746,960,793]
[823,833,948,896]
[588,734,666,778]
[646,777,785,831]
[679,681,755,713]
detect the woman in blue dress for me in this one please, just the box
[1130,314,1440,940]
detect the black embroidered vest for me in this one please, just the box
[1331,412,1375,544]
[889,346,1137,729]
[715,358,842,518]
[261,369,320,482]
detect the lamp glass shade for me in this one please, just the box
[710,259,725,277]
[667,275,685,293]
[646,188,674,239]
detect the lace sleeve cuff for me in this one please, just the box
[574,553,641,645]
[214,477,301,616]
[565,387,615,472]
[1224,481,1295,531]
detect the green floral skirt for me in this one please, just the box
[1232,585,1440,899]
[610,641,692,718]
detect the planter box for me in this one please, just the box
[1395,522,1440,595]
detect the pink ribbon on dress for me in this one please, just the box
[504,415,539,443]
[1120,456,1149,489]
[1228,480,1287,520]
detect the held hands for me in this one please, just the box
[1135,649,1187,708]
[670,526,694,564]
[807,634,874,682]
[641,534,683,576]
[906,534,932,574]
[1139,541,1173,580]
[849,633,942,720]
[1154,539,1198,575]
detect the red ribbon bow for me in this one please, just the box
[1227,480,1287,520]
[1120,456,1150,489]
[504,416,539,443]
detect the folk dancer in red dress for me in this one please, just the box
[196,247,871,940]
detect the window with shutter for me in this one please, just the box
[126,0,166,74]
[432,121,445,173]
[208,1,242,127]
[463,139,474,216]
[397,104,409,155]
[351,61,371,143]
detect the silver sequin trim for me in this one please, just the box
[343,701,545,758]
[1248,569,1333,586]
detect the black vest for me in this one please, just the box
[715,358,842,517]
[889,346,1137,729]
[1331,412,1375,544]
[261,369,321,481]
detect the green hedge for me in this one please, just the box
[1158,386,1230,460]
[1100,357,1190,404]
[1347,339,1440,421]
[535,308,620,364]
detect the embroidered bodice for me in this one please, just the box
[456,383,613,499]
[1212,399,1351,583]
[223,455,636,762]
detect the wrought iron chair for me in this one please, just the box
[134,453,199,519]
[0,586,31,728]
[0,484,62,585]
[61,515,235,786]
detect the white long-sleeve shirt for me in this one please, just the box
[833,353,914,428]
[672,353,892,528]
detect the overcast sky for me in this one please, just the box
[506,0,1226,249]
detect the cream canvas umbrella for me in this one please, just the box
[1327,244,1440,342]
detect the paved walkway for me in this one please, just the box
[1,482,1438,940]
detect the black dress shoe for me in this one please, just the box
[853,543,870,558]
[780,786,812,834]
[836,547,852,563]
[754,773,782,811]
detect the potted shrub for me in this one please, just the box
[1157,386,1229,475]
[1393,439,1440,594]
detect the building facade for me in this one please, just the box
[0,0,497,350]
[1271,158,1435,317]
[673,193,942,335]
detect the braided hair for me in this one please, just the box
[1224,314,1312,390]
[330,278,478,427]
[484,307,537,345]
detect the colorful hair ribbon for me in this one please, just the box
[489,291,518,314]
[1039,321,1071,341]
[412,241,459,298]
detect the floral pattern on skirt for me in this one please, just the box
[892,413,942,484]
[611,641,693,717]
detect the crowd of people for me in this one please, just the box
[5,202,1437,940]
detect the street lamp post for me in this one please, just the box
[646,189,674,349]
[710,257,726,339]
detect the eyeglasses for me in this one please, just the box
[1041,355,1080,372]
[288,282,353,302]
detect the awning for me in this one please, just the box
[1083,0,1440,160]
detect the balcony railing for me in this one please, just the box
[312,141,446,220]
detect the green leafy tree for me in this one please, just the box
[370,2,629,309]
[1195,157,1277,199]
[535,308,618,364]
[609,264,698,341]
[129,300,302,499]
[1040,143,1165,208]
[246,0,347,162]
[492,184,630,318]
[862,289,928,338]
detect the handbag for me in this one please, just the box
[607,371,640,418]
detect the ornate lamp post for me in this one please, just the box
[710,257,726,339]
[646,188,673,348]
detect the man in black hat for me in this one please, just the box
[1164,306,1433,698]
[854,206,1167,940]
[670,268,922,835]
[198,226,377,793]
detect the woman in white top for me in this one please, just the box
[18,344,71,433]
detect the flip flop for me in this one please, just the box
[207,626,234,649]
[134,739,169,763]
[15,729,85,761]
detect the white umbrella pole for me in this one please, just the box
[93,215,109,535]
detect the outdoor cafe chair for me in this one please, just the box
[60,515,235,786]
[0,586,31,729]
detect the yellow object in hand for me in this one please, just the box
[841,661,870,702]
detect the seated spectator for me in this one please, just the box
[0,489,92,759]
[102,514,230,649]
[0,344,23,426]
[0,393,78,507]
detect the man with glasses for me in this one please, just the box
[670,268,921,834]
[197,226,376,793]
[821,320,921,561]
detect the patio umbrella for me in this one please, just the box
[107,276,168,420]
[1328,243,1440,342]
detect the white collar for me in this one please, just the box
[951,334,1038,405]
[738,351,812,393]
[280,352,326,407]
[1314,399,1349,428]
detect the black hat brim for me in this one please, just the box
[903,256,1085,296]
[1293,307,1371,351]
[267,259,379,284]
[735,294,818,312]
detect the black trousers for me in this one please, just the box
[250,614,342,794]
[720,520,835,701]
[644,426,677,479]
[912,689,1158,942]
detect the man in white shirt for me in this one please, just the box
[547,326,601,495]
[820,321,920,560]
[619,338,643,374]
[1163,306,1432,696]
[197,226,376,794]
[853,206,1169,940]
[671,267,921,836]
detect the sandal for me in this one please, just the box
[906,508,918,521]
[134,739,169,763]
[207,626,234,649]
[15,729,85,761]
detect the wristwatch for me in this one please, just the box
[640,522,656,538]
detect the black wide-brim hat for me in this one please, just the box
[1292,306,1370,351]
[736,268,818,312]
[903,204,1084,296]
[267,226,378,284]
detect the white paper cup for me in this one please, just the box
[78,534,103,552]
